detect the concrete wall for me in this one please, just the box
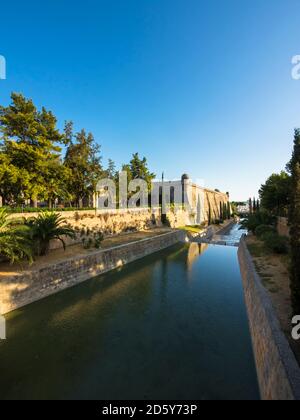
[0,230,186,315]
[277,217,290,238]
[238,238,300,400]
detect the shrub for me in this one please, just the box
[239,211,276,233]
[255,224,275,238]
[0,208,33,264]
[26,211,76,256]
[263,232,289,254]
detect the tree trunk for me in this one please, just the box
[30,198,38,208]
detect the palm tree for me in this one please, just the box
[28,211,76,256]
[0,208,33,264]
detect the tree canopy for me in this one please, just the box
[0,93,155,209]
[288,129,300,314]
[259,171,290,216]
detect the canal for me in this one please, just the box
[0,238,260,400]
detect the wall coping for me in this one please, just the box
[1,230,183,281]
[0,230,186,315]
[239,238,300,400]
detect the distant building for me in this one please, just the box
[237,203,249,215]
[152,174,230,225]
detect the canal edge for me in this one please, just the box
[0,230,187,316]
[238,238,300,401]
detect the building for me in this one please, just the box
[152,174,230,225]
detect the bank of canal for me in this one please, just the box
[0,241,259,400]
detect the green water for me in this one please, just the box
[0,243,260,400]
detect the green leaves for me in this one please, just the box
[289,130,300,315]
[0,208,33,264]
[27,211,76,256]
[64,129,104,207]
[0,93,67,206]
[259,171,290,217]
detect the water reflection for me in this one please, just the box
[0,243,259,400]
[187,243,209,271]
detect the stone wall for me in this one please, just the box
[238,238,300,400]
[7,189,229,252]
[204,189,230,222]
[277,217,290,238]
[8,208,195,250]
[0,230,186,315]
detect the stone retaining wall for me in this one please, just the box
[238,238,300,400]
[0,230,186,315]
[8,208,192,250]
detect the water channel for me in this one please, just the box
[0,225,259,400]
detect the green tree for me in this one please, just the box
[259,172,291,216]
[208,201,212,225]
[0,208,32,263]
[288,129,300,315]
[27,211,76,256]
[106,159,117,179]
[223,202,228,220]
[249,198,253,214]
[227,202,231,219]
[256,200,260,212]
[64,129,104,207]
[219,202,223,220]
[0,93,66,207]
[127,153,155,188]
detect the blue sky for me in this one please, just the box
[0,0,300,200]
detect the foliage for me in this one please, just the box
[124,153,155,187]
[26,211,76,256]
[106,159,117,180]
[262,232,289,255]
[64,128,104,207]
[259,171,291,216]
[255,224,275,238]
[0,93,68,207]
[82,231,104,250]
[0,208,33,264]
[239,211,276,233]
[288,129,300,314]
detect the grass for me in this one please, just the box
[247,241,270,258]
[179,225,205,234]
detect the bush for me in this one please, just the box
[255,224,275,238]
[239,211,276,233]
[263,232,289,254]
[26,211,76,256]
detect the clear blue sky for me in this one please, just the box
[1,0,300,200]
